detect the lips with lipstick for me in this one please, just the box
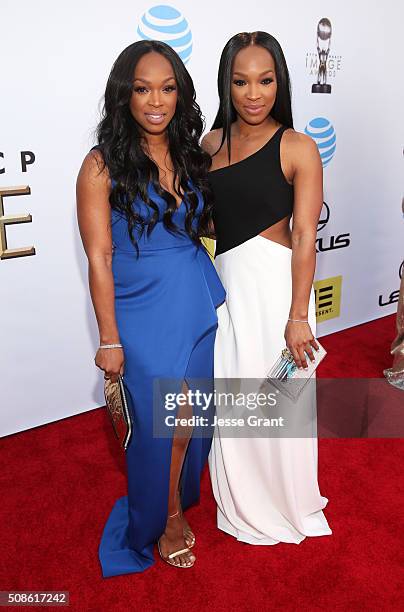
[145,112,167,125]
[243,105,265,115]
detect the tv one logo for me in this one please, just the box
[316,201,350,253]
[313,275,342,322]
[378,261,403,307]
[137,5,193,64]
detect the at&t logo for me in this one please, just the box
[137,5,192,64]
[304,117,336,167]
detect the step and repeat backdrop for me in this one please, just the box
[1,0,403,436]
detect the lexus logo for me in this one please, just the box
[317,201,330,231]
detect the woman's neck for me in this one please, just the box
[141,130,169,153]
[232,116,277,140]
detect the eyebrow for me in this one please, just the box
[133,76,176,84]
[233,70,274,76]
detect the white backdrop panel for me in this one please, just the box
[1,0,402,436]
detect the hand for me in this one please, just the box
[284,321,319,370]
[94,347,124,383]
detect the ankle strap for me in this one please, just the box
[168,510,180,519]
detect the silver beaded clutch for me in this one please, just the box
[265,341,327,401]
[104,375,133,450]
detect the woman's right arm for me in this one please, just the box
[76,151,124,382]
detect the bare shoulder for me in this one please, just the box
[77,148,111,190]
[201,128,224,155]
[281,128,320,167]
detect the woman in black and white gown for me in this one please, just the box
[202,32,332,545]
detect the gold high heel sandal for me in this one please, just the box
[157,511,195,568]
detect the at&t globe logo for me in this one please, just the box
[137,5,192,64]
[304,117,336,167]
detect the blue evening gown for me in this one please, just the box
[98,181,225,577]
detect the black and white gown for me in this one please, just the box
[208,126,332,544]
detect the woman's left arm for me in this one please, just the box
[285,133,323,369]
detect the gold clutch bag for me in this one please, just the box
[104,375,133,450]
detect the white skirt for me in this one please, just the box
[209,235,332,544]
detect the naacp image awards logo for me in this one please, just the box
[137,5,192,64]
[0,151,37,260]
[306,17,342,91]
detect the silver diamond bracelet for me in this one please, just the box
[288,318,308,323]
[99,343,123,349]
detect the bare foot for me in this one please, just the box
[176,491,195,547]
[158,513,196,568]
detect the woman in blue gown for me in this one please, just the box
[76,40,225,576]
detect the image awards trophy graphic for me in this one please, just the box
[312,18,332,93]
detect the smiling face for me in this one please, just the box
[130,51,178,135]
[231,45,277,126]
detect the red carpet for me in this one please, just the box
[1,315,402,611]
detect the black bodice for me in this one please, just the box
[209,125,294,256]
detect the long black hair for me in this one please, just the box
[95,40,212,250]
[212,31,293,161]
